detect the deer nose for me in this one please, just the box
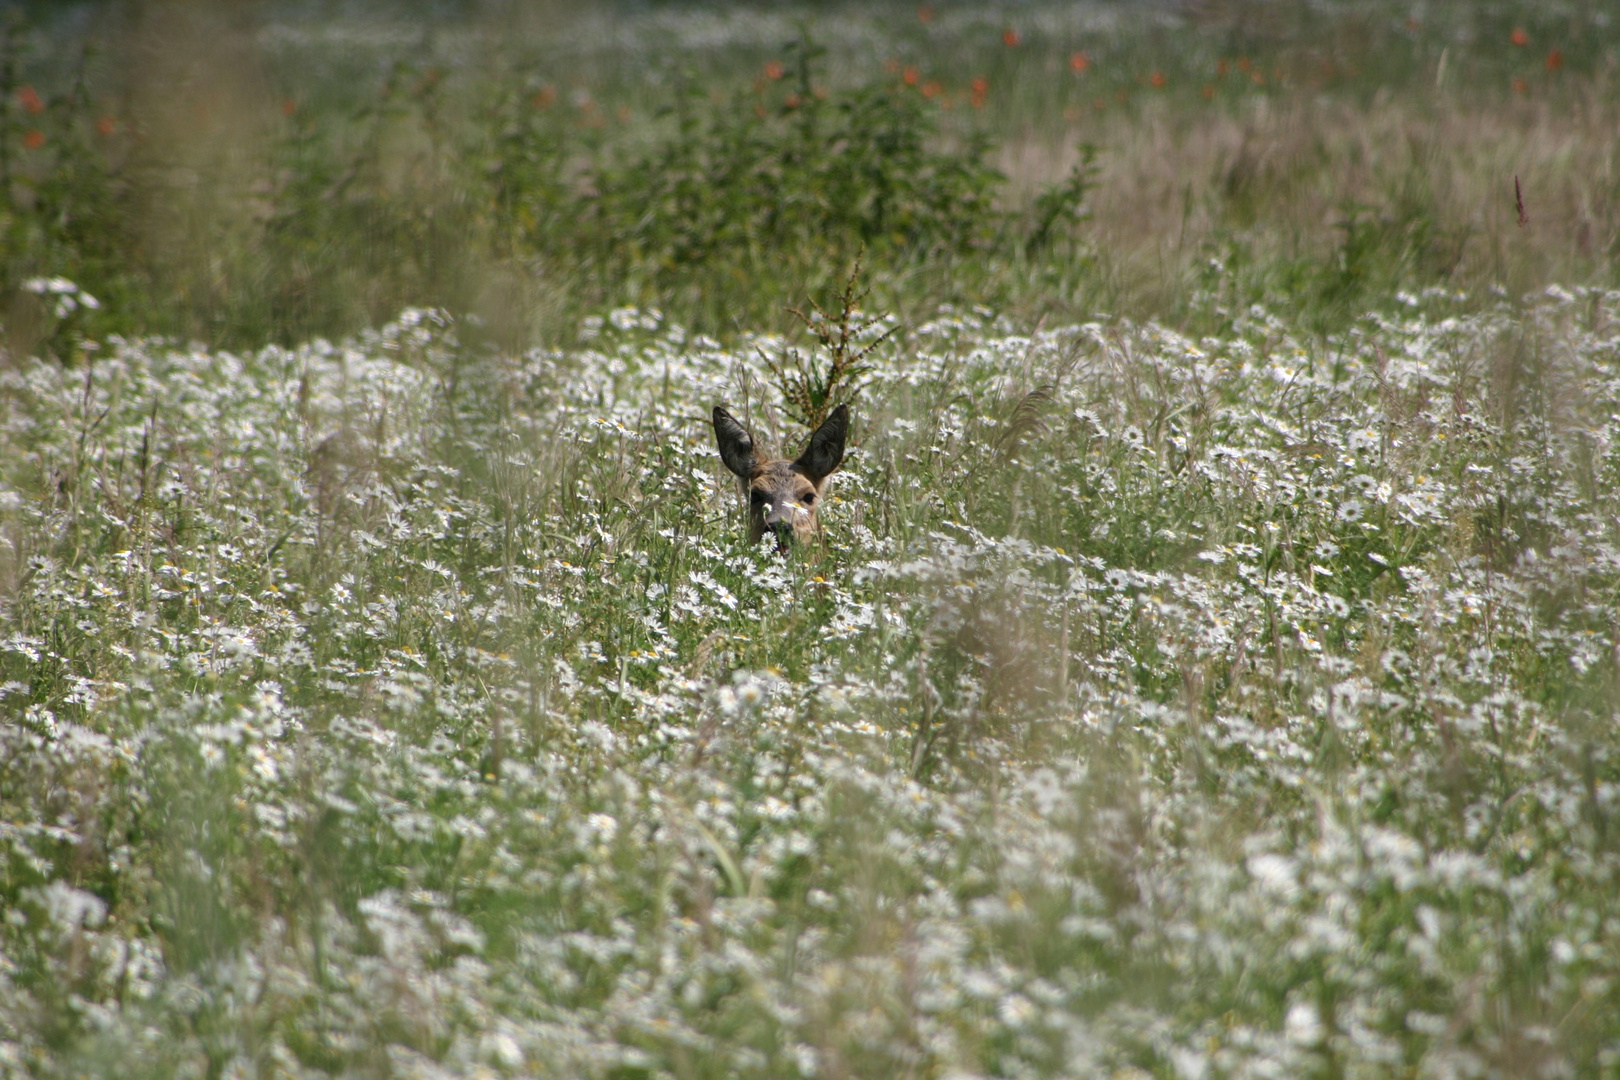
[767,520,795,549]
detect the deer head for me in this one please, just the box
[713,404,849,551]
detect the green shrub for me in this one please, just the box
[484,33,1005,328]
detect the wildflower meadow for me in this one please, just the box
[2,2,1619,1078]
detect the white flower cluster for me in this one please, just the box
[22,276,100,319]
[1,288,1619,1078]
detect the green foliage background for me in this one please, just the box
[3,0,1615,349]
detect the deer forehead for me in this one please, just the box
[748,463,821,500]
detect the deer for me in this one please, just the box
[712,403,849,552]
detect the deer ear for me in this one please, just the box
[794,404,849,482]
[713,406,758,478]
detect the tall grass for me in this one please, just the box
[4,285,1620,1077]
[1,0,1615,349]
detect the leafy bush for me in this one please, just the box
[484,33,1005,326]
[0,29,1016,348]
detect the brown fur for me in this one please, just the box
[713,404,849,550]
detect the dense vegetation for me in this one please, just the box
[3,1,1615,347]
[2,2,1620,1078]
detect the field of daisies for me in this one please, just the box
[2,283,1620,1079]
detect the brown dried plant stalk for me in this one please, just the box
[760,252,898,429]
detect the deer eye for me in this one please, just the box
[801,492,816,506]
[750,490,768,506]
